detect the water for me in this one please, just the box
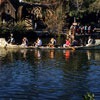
[0,49,100,100]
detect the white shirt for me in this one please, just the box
[88,38,93,44]
[37,39,42,46]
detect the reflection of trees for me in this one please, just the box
[61,50,100,99]
[59,50,90,71]
[0,49,29,65]
[1,49,100,67]
[61,50,91,100]
[94,52,100,61]
[0,49,19,65]
[1,49,98,68]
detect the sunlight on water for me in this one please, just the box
[0,48,100,100]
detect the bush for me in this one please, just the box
[83,92,95,100]
[10,21,26,34]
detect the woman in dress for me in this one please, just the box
[21,37,28,46]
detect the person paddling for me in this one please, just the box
[21,37,28,46]
[63,38,70,47]
[48,38,56,47]
[34,37,42,47]
[86,36,93,46]
[71,39,78,46]
[8,33,15,44]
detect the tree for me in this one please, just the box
[23,0,40,3]
[89,0,100,12]
[42,0,66,34]
[67,0,96,22]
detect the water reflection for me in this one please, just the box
[87,50,92,60]
[49,50,55,59]
[0,49,7,58]
[35,49,41,60]
[0,49,100,99]
[94,51,100,61]
[86,50,100,61]
[63,50,70,60]
[20,49,27,59]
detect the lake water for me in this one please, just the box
[0,48,100,100]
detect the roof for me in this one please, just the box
[0,0,20,10]
[9,0,20,10]
[0,0,7,5]
[21,2,49,9]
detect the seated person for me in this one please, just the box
[86,36,93,46]
[48,38,56,47]
[34,37,42,47]
[63,39,70,47]
[21,37,28,46]
[71,39,77,46]
[8,33,15,44]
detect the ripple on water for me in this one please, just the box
[0,50,99,99]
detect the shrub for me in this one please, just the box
[83,92,95,100]
[10,21,26,34]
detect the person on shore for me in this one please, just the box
[85,25,88,34]
[63,39,70,47]
[86,36,93,46]
[88,25,91,34]
[8,33,15,44]
[48,38,56,47]
[34,37,42,47]
[21,37,28,46]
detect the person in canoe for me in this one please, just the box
[71,39,78,46]
[86,36,93,46]
[34,37,42,47]
[63,38,70,47]
[21,37,28,46]
[8,33,15,44]
[48,38,56,47]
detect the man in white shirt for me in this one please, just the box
[86,36,93,46]
[35,37,42,47]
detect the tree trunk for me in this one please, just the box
[74,17,76,23]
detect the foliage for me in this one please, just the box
[23,0,40,3]
[0,22,9,34]
[83,92,95,100]
[89,0,100,12]
[20,0,100,34]
[1,0,99,35]
[22,0,99,22]
[68,0,96,20]
[0,21,26,35]
[10,21,26,33]
[43,4,65,35]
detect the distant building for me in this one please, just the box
[0,0,49,30]
[0,0,19,25]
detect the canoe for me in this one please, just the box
[2,44,100,50]
[0,38,100,50]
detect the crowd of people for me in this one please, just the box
[70,23,94,35]
[7,32,94,48]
